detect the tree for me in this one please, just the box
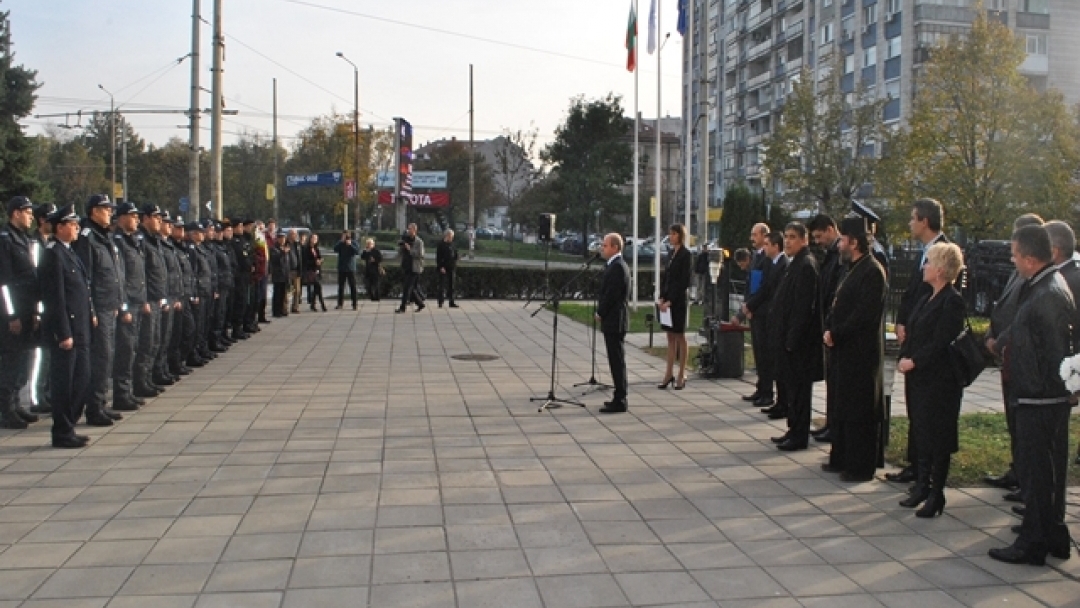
[0,8,42,200]
[762,66,887,219]
[508,172,562,232]
[30,135,108,205]
[414,138,495,232]
[542,94,633,250]
[879,11,1080,240]
[282,114,353,228]
[491,127,539,250]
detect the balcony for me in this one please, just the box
[748,7,774,30]
[786,20,804,38]
[785,56,803,73]
[1020,54,1049,75]
[1016,12,1050,29]
[748,38,773,60]
[748,70,772,90]
[914,4,974,24]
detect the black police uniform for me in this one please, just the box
[0,198,43,428]
[73,198,124,425]
[185,226,214,362]
[171,233,199,368]
[230,226,253,338]
[40,206,95,447]
[135,208,169,395]
[212,231,235,348]
[112,208,147,409]
[30,211,55,416]
[161,227,187,377]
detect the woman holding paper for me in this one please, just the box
[658,223,694,389]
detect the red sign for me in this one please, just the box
[345,179,356,200]
[378,191,450,207]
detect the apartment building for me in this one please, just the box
[683,0,1080,228]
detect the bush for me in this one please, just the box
[367,265,657,301]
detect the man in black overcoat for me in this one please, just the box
[808,214,843,443]
[595,233,630,413]
[744,231,787,419]
[770,223,823,451]
[888,198,952,484]
[40,205,96,449]
[742,223,772,404]
[822,216,887,481]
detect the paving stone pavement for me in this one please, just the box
[0,300,1077,608]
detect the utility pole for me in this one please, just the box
[98,84,116,198]
[209,0,224,220]
[189,0,201,221]
[468,64,475,259]
[336,52,360,232]
[121,115,128,202]
[272,78,279,221]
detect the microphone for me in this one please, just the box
[586,252,602,265]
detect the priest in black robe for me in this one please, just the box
[822,216,888,481]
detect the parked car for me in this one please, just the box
[560,235,587,255]
[475,227,494,239]
[624,242,657,262]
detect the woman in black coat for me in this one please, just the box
[360,238,383,301]
[658,224,694,389]
[897,242,967,517]
[302,233,326,311]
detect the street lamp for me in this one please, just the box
[336,51,360,232]
[98,84,116,196]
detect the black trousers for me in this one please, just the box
[272,282,288,316]
[86,310,117,414]
[113,311,141,403]
[364,272,380,301]
[400,272,424,309]
[214,290,230,341]
[136,307,160,388]
[306,282,324,308]
[1015,402,1072,550]
[603,330,628,406]
[178,301,197,362]
[438,270,455,305]
[829,419,879,477]
[784,373,814,441]
[194,296,211,354]
[750,315,773,398]
[338,271,357,306]
[231,280,249,329]
[50,342,90,441]
[0,343,31,407]
[902,375,919,469]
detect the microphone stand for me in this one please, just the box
[528,254,600,413]
[574,255,614,394]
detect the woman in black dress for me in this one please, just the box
[658,224,694,389]
[360,238,383,301]
[897,242,967,518]
[302,233,326,311]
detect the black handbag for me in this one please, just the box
[949,317,987,387]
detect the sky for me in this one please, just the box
[11,0,687,155]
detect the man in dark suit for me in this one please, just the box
[888,198,952,483]
[595,233,630,413]
[808,215,843,443]
[769,223,822,451]
[742,223,771,404]
[1044,220,1080,468]
[436,229,459,308]
[743,231,786,416]
[40,204,96,449]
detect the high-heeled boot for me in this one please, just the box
[916,456,949,518]
[899,458,931,508]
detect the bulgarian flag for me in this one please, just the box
[625,2,638,72]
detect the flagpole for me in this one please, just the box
[632,0,640,311]
[683,0,693,235]
[654,0,662,304]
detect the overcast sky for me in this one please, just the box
[11,0,686,154]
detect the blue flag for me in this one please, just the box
[677,0,688,36]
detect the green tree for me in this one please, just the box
[30,131,108,205]
[879,11,1080,240]
[762,66,886,219]
[0,7,42,200]
[542,94,633,251]
[508,172,561,233]
[282,114,353,228]
[414,138,495,231]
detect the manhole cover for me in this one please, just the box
[451,353,501,362]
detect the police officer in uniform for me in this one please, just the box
[133,204,169,403]
[29,203,57,416]
[0,196,43,429]
[163,214,191,379]
[213,221,235,349]
[112,202,148,411]
[40,204,95,448]
[170,221,201,370]
[185,221,214,364]
[230,219,253,340]
[73,194,124,426]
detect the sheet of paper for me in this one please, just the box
[659,307,673,329]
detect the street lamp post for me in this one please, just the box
[98,84,116,197]
[336,51,360,233]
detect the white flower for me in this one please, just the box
[1059,353,1080,393]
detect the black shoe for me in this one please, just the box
[103,410,123,421]
[899,486,930,508]
[1012,505,1026,517]
[811,426,829,437]
[415,304,425,312]
[448,303,459,308]
[741,392,761,402]
[916,493,946,518]
[322,306,328,312]
[767,408,789,420]
[84,413,114,427]
[210,345,227,353]
[75,434,89,442]
[153,376,175,386]
[29,403,51,414]
[984,472,1020,490]
[752,396,775,407]
[988,544,1046,566]
[186,358,205,368]
[820,463,843,473]
[335,305,343,310]
[776,438,808,452]
[13,407,39,424]
[259,316,270,324]
[771,434,790,444]
[814,429,835,443]
[438,301,443,308]
[0,415,29,430]
[395,308,406,314]
[133,386,160,398]
[112,401,140,412]
[133,396,147,405]
[885,467,917,484]
[599,404,627,414]
[1003,491,1023,503]
[352,303,357,310]
[1012,525,1023,534]
[52,435,87,449]
[840,472,874,483]
[1050,541,1072,560]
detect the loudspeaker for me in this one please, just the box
[538,213,556,241]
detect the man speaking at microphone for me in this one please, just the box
[594,234,630,414]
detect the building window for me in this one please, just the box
[823,0,833,6]
[844,53,855,74]
[1023,0,1048,14]
[863,4,877,25]
[885,80,900,99]
[987,0,1006,9]
[821,23,835,44]
[887,36,902,59]
[1026,34,1047,55]
[888,0,902,14]
[864,46,877,67]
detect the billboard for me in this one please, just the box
[378,191,449,207]
[376,171,447,189]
